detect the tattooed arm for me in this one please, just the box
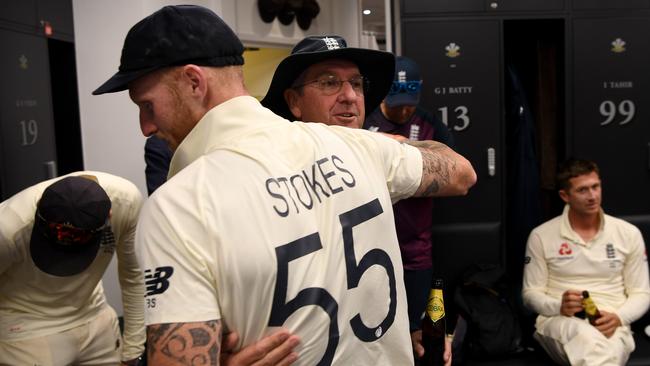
[148,321,221,365]
[407,140,476,197]
[147,321,300,366]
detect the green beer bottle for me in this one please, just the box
[422,278,446,366]
[582,290,602,325]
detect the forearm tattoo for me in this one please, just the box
[148,320,221,365]
[407,140,454,196]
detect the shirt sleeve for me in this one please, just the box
[367,132,422,203]
[0,223,20,276]
[522,230,561,316]
[136,182,221,327]
[387,143,422,203]
[615,227,650,325]
[329,126,423,203]
[0,198,30,276]
[115,192,146,361]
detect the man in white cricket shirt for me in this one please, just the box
[93,5,476,365]
[523,159,650,365]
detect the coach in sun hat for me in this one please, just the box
[261,35,394,128]
[0,172,145,365]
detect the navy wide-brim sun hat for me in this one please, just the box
[261,35,395,120]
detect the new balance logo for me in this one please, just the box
[144,266,174,296]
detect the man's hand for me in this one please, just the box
[593,310,622,338]
[444,336,452,366]
[221,329,300,366]
[411,329,424,358]
[560,289,584,316]
[410,330,452,366]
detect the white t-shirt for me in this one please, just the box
[137,96,422,365]
[0,171,145,360]
[522,205,650,325]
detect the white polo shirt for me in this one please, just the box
[0,171,145,360]
[137,96,422,365]
[522,205,650,325]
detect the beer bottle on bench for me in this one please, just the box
[422,278,446,366]
[582,290,602,325]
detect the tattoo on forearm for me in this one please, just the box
[407,140,455,195]
[420,148,443,195]
[190,328,212,347]
[148,320,221,365]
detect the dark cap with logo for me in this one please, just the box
[93,5,244,95]
[261,35,395,120]
[384,56,423,108]
[30,176,112,276]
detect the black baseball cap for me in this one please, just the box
[93,5,244,95]
[261,35,395,120]
[30,176,111,276]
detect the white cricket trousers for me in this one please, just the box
[0,306,122,366]
[533,315,635,366]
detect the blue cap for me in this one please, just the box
[384,56,422,108]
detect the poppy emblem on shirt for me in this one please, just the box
[559,242,572,255]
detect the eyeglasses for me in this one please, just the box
[293,75,369,96]
[37,211,109,246]
[389,80,422,95]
